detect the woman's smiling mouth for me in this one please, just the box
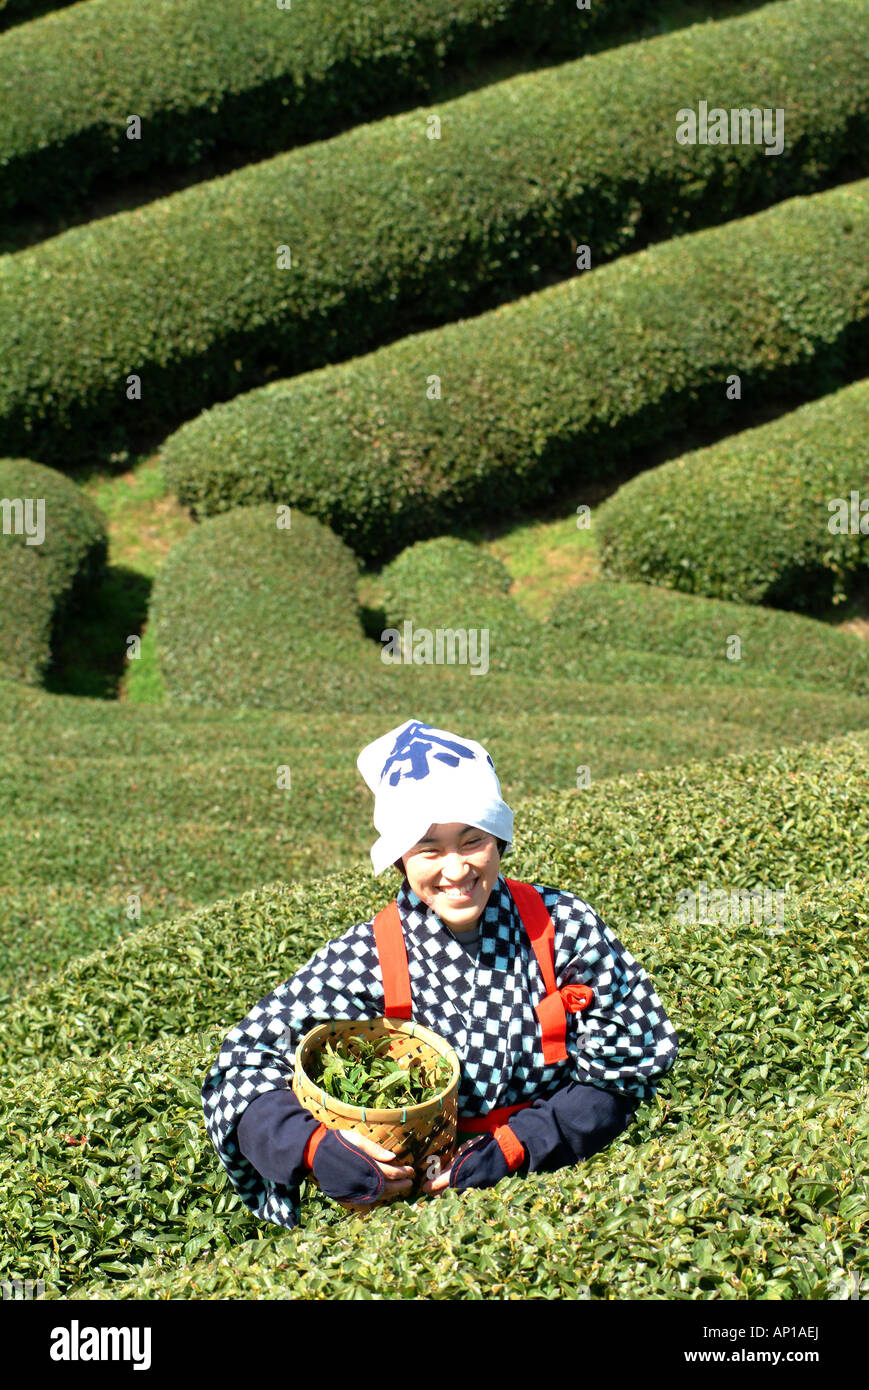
[438,878,478,899]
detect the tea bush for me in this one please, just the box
[162,180,869,564]
[0,458,107,684]
[72,1079,869,1301]
[1,864,864,1299]
[148,506,378,709]
[3,3,868,465]
[0,0,650,219]
[595,378,869,611]
[380,536,869,695]
[380,537,513,613]
[379,537,533,661]
[547,579,869,696]
[0,541,53,685]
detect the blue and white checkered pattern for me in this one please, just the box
[201,875,679,1229]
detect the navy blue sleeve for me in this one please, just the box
[448,1081,639,1192]
[508,1081,639,1173]
[235,1088,321,1189]
[238,1081,637,1197]
[237,1091,392,1205]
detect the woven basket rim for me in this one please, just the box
[294,1016,460,1122]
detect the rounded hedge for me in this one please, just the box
[0,541,53,684]
[3,0,868,465]
[380,536,512,613]
[548,578,869,698]
[0,0,648,221]
[595,378,869,612]
[0,457,107,684]
[148,504,379,710]
[378,536,520,637]
[163,179,869,565]
[377,535,541,675]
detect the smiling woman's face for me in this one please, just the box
[401,822,501,931]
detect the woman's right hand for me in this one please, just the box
[311,1128,415,1212]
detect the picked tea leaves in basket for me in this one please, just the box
[309,1033,452,1108]
[293,1016,461,1174]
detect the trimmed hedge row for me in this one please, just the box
[0,0,653,220]
[1,863,865,1297]
[380,536,513,612]
[378,535,535,665]
[4,0,869,466]
[0,459,107,603]
[163,178,869,565]
[595,377,869,611]
[73,1074,869,1300]
[148,505,377,709]
[0,458,107,684]
[547,578,869,697]
[2,724,866,1076]
[378,536,869,696]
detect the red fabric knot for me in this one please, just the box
[560,983,593,1013]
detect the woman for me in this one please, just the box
[202,719,679,1229]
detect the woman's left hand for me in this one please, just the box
[419,1135,512,1194]
[418,1139,476,1193]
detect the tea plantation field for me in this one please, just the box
[1,0,866,1305]
[1,733,867,1298]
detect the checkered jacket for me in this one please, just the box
[202,875,679,1229]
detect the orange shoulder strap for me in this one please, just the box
[504,878,558,994]
[371,900,413,1019]
[505,877,594,1065]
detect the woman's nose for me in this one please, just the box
[441,852,468,880]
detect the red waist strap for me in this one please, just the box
[457,1101,532,1133]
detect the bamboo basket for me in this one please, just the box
[293,1016,460,1174]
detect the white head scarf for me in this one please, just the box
[357,719,514,875]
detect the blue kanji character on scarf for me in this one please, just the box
[380,719,479,785]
